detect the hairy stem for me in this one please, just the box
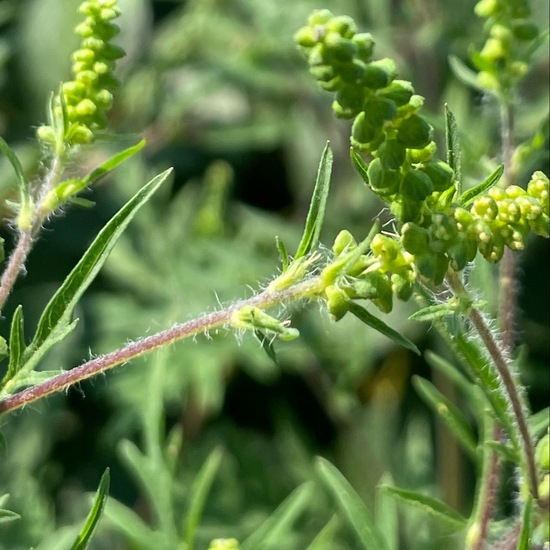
[446,271,538,500]
[0,154,65,312]
[0,230,33,312]
[0,277,324,415]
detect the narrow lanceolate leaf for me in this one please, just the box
[378,485,468,530]
[315,457,388,550]
[424,351,474,396]
[294,142,333,259]
[70,469,110,550]
[409,304,456,322]
[275,236,289,271]
[241,481,315,550]
[348,302,420,355]
[460,164,504,207]
[18,169,172,377]
[0,306,26,388]
[0,508,20,524]
[0,137,27,195]
[183,447,224,550]
[412,376,478,462]
[444,105,462,195]
[448,55,486,93]
[517,496,533,550]
[528,407,549,437]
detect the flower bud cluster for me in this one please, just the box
[297,11,549,289]
[295,9,450,227]
[401,171,549,282]
[473,0,540,93]
[37,0,123,147]
[323,230,416,317]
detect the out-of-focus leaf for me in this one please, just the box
[445,105,462,194]
[315,457,387,550]
[379,485,468,530]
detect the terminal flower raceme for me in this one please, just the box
[37,0,123,148]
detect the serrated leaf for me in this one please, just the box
[409,304,455,322]
[1,305,26,387]
[460,164,504,206]
[70,468,110,550]
[444,105,462,194]
[294,142,332,259]
[241,481,316,550]
[315,457,388,550]
[17,169,172,378]
[348,302,420,355]
[448,55,485,93]
[413,376,478,461]
[378,485,467,530]
[183,446,224,550]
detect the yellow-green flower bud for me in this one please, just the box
[397,114,433,149]
[325,284,351,321]
[419,160,455,192]
[378,79,414,106]
[366,157,400,195]
[332,230,357,255]
[472,195,499,221]
[400,169,433,202]
[360,58,397,89]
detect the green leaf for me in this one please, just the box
[448,55,485,93]
[348,302,420,355]
[294,142,333,259]
[275,236,289,271]
[0,508,20,524]
[378,485,467,530]
[0,136,27,196]
[315,457,387,550]
[1,306,26,387]
[517,496,533,550]
[183,446,224,550]
[17,168,172,378]
[444,105,462,194]
[375,473,398,550]
[424,351,474,396]
[460,164,504,206]
[241,481,316,550]
[304,514,341,550]
[412,376,478,462]
[528,407,549,437]
[351,148,369,185]
[52,141,147,208]
[0,494,20,524]
[255,330,280,365]
[105,497,164,550]
[70,468,110,550]
[409,304,456,322]
[486,440,518,463]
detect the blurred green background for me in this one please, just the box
[0,0,547,548]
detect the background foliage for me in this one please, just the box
[0,0,547,548]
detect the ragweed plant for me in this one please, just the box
[0,0,548,549]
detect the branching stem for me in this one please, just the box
[0,277,324,416]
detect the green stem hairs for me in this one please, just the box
[0,0,548,549]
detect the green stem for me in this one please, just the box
[0,277,324,416]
